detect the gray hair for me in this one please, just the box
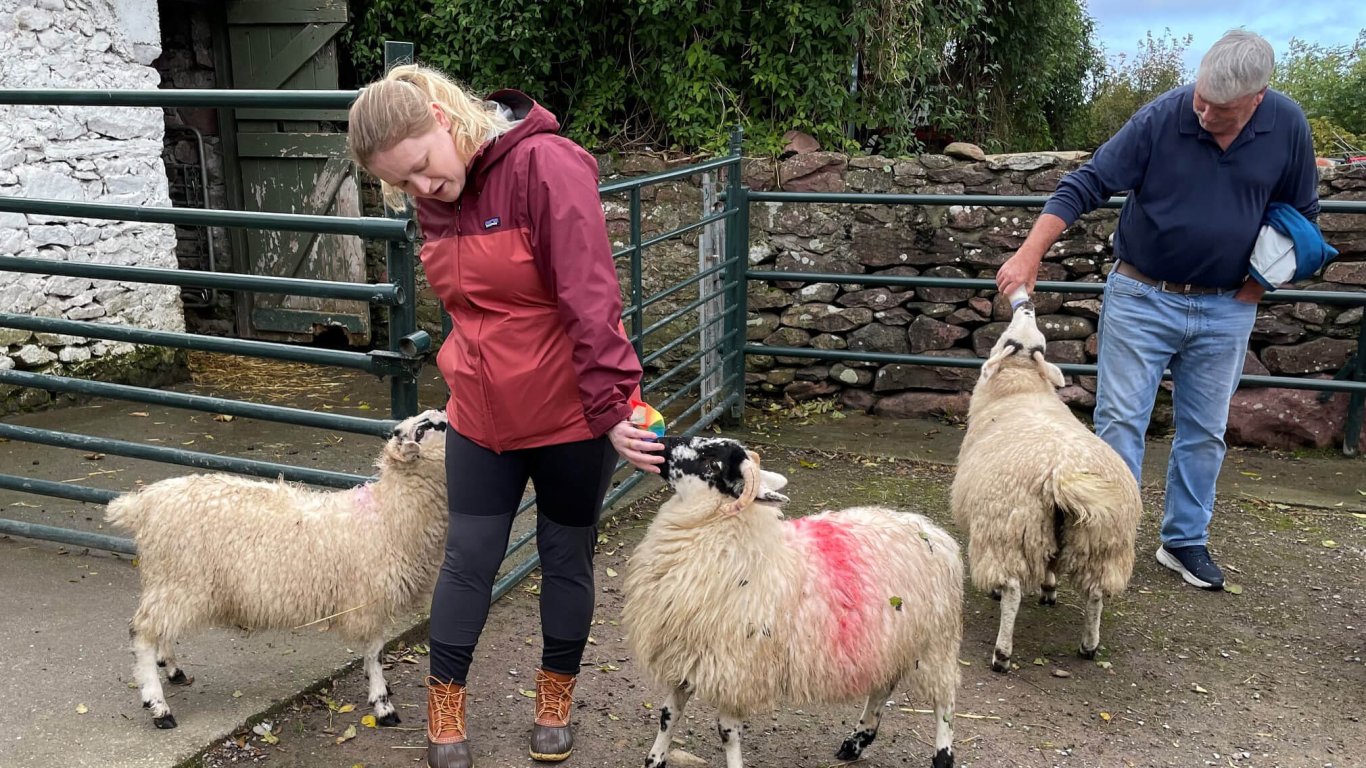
[1196,30,1274,103]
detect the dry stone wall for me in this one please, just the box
[582,150,1366,452]
[0,0,183,411]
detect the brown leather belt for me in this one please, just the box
[1114,261,1225,295]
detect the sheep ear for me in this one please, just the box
[979,344,1014,382]
[1033,350,1066,389]
[757,469,789,504]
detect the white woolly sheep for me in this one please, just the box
[623,436,962,768]
[105,408,449,729]
[952,301,1142,672]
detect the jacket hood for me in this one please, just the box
[467,90,561,189]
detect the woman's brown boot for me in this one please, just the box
[529,668,576,761]
[426,676,473,768]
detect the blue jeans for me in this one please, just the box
[1094,269,1257,548]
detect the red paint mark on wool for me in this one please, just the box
[787,516,877,687]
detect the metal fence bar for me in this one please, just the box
[0,256,403,305]
[0,313,380,372]
[382,40,421,419]
[748,191,1366,214]
[611,208,738,260]
[0,423,372,488]
[0,518,135,555]
[0,370,396,437]
[746,344,1366,394]
[0,88,359,108]
[639,280,740,343]
[0,196,414,241]
[598,155,742,195]
[629,187,645,358]
[747,270,1366,307]
[0,474,118,505]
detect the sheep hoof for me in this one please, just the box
[932,746,955,768]
[153,714,178,729]
[1039,592,1057,606]
[377,711,401,727]
[989,589,1002,601]
[1078,645,1098,660]
[167,670,194,686]
[991,648,1011,674]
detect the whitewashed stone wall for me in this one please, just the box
[0,0,182,377]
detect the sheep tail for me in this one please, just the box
[104,490,145,530]
[1049,469,1122,527]
[722,450,762,515]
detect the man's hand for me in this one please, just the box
[1234,279,1266,304]
[996,249,1042,297]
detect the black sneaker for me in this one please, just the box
[1156,545,1225,590]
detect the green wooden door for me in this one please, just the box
[225,0,369,345]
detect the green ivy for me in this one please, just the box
[345,0,1102,155]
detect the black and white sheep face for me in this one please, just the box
[657,436,789,505]
[390,409,448,446]
[980,303,1065,388]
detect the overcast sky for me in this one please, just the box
[1087,0,1365,74]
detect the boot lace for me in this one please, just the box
[535,670,576,724]
[426,676,466,739]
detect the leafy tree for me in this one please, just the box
[345,0,1103,155]
[1070,29,1191,150]
[1272,31,1366,157]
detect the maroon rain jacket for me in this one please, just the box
[415,91,642,452]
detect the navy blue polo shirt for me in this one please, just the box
[1043,84,1319,289]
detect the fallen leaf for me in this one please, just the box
[519,688,536,698]
[232,690,243,698]
[130,411,149,418]
[1096,661,1113,670]
[1193,684,1209,694]
[337,703,356,714]
[1032,658,1047,666]
[1052,669,1071,678]
[958,659,972,667]
[361,714,378,728]
[1224,583,1244,595]
[598,663,620,672]
[76,703,89,714]
[1322,540,1337,548]
[1239,471,1260,479]
[605,567,619,578]
[260,731,279,745]
[336,724,357,744]
[607,713,620,721]
[1099,711,1112,722]
[798,459,819,469]
[889,596,904,611]
[213,414,234,422]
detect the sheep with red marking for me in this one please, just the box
[623,437,961,768]
[952,300,1142,672]
[105,409,449,730]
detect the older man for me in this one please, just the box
[996,30,1320,590]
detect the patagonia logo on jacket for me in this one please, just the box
[483,216,501,229]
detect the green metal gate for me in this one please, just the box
[223,0,369,345]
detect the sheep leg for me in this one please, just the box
[1079,588,1103,659]
[836,681,895,760]
[644,682,692,768]
[363,638,400,726]
[991,578,1021,673]
[1040,564,1058,606]
[157,640,193,686]
[717,713,745,768]
[932,690,956,768]
[133,630,176,729]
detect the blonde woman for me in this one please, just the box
[348,65,664,768]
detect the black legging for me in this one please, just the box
[428,428,618,684]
